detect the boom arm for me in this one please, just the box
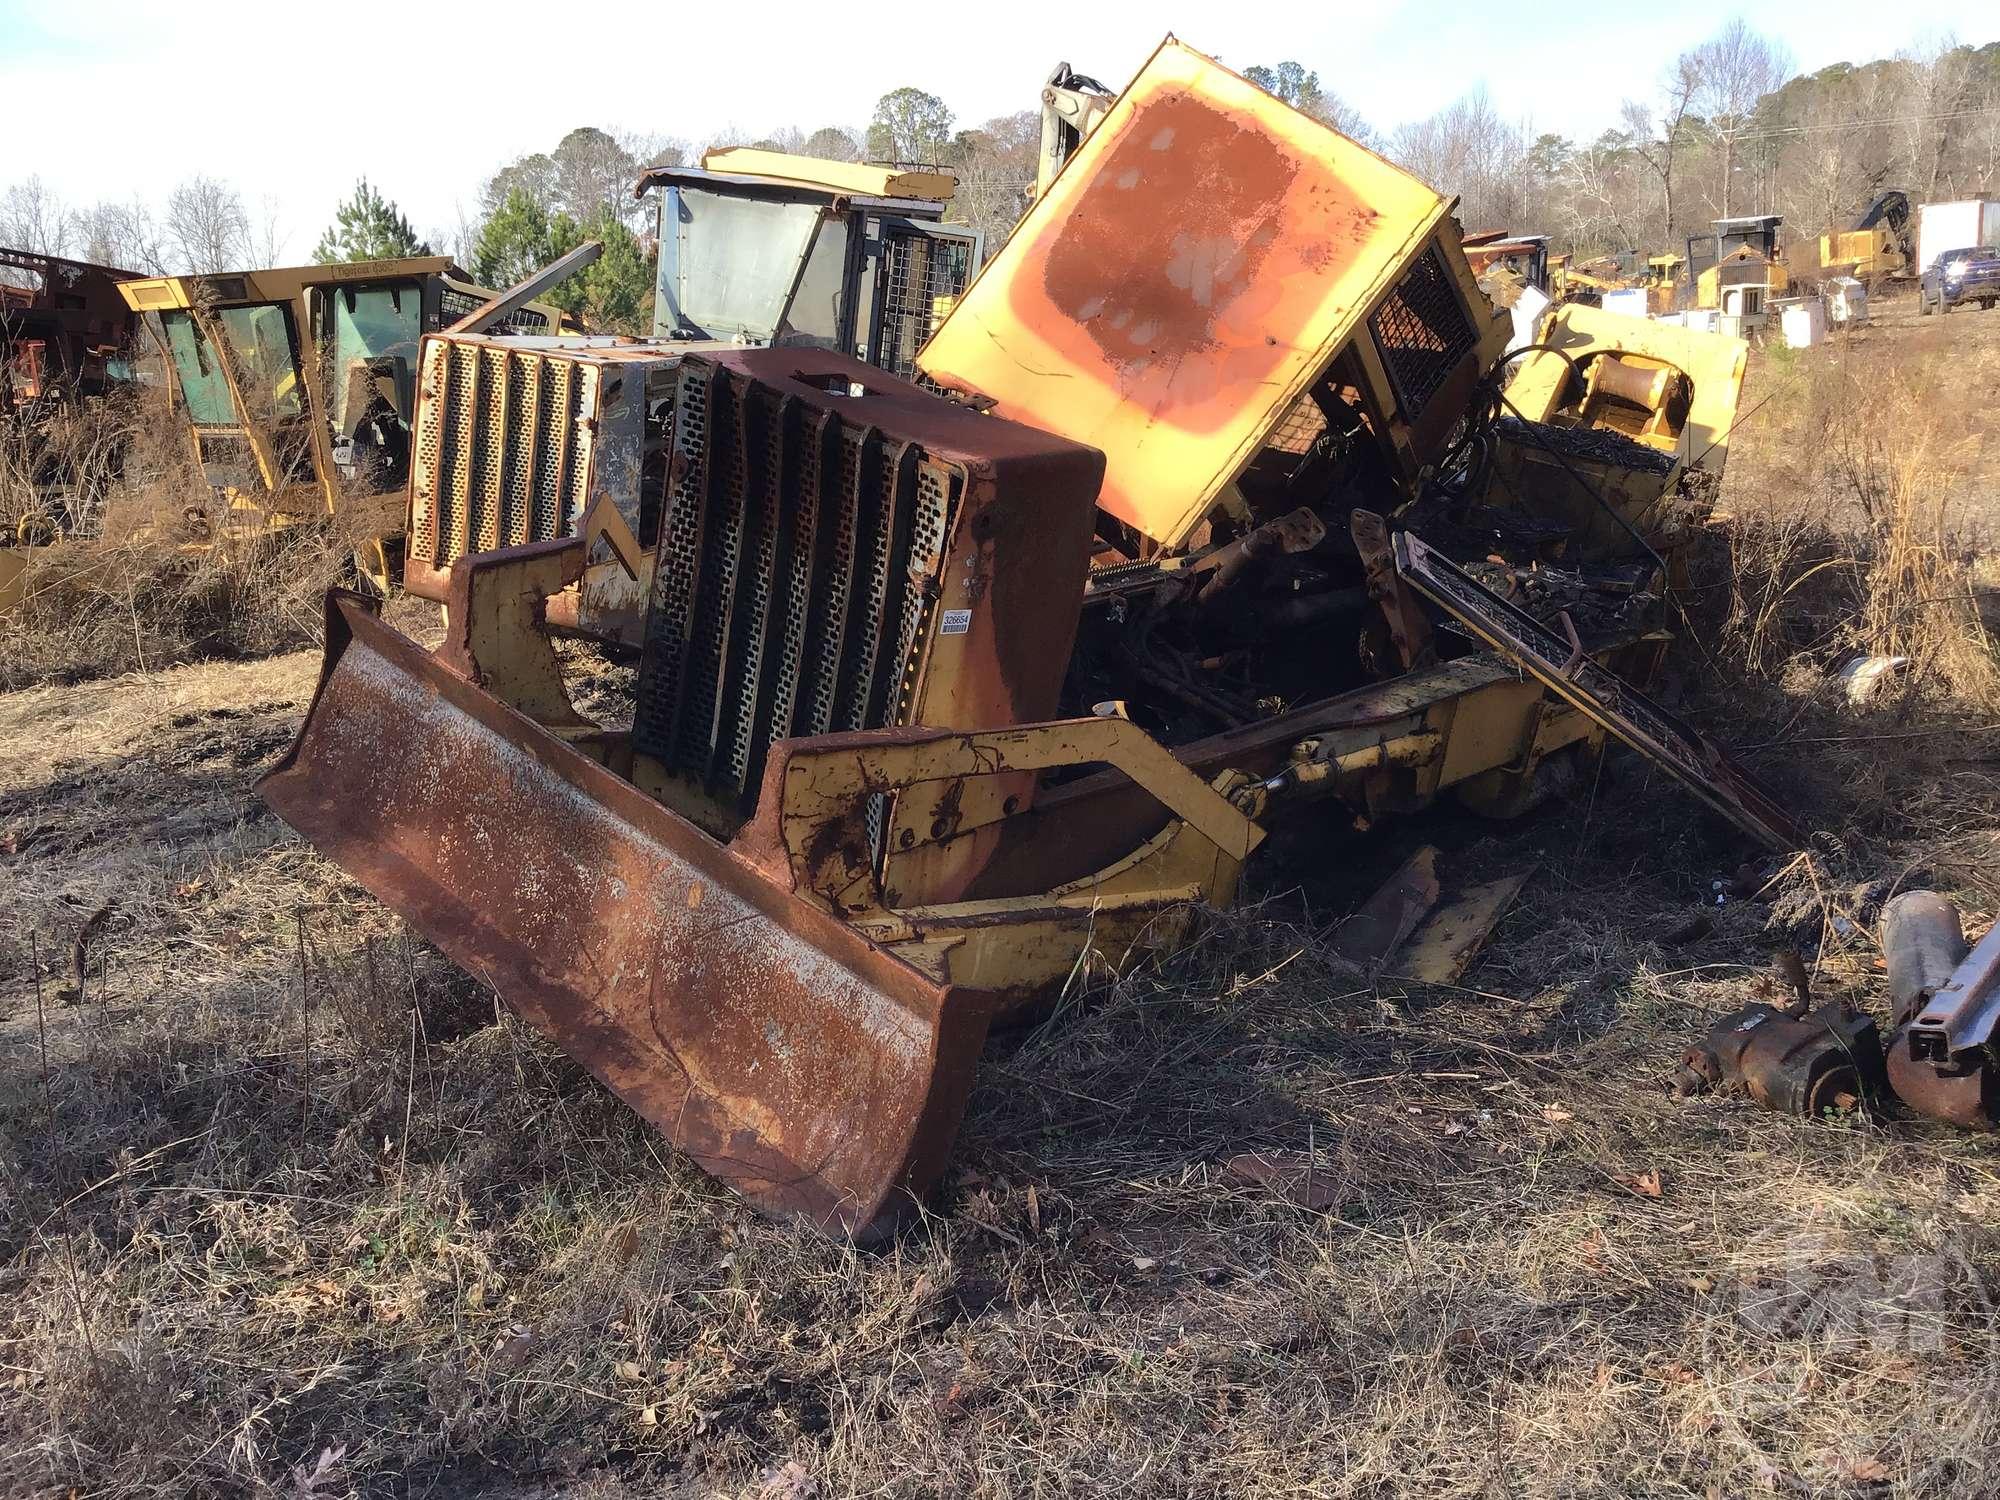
[1037,62,1114,200]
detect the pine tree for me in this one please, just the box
[313,178,429,263]
[538,206,655,333]
[471,189,555,289]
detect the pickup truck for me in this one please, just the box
[1919,245,2000,314]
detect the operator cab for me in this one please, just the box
[637,152,981,377]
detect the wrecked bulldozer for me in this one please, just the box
[262,38,1790,1239]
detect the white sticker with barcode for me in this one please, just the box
[940,609,973,636]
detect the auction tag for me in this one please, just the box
[940,609,973,635]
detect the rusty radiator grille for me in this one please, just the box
[1369,245,1479,418]
[408,340,597,568]
[633,362,963,813]
[874,231,976,381]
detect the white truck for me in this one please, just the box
[1917,200,2000,276]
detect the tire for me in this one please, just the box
[1984,299,1997,311]
[1920,290,1934,315]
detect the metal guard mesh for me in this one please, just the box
[1368,245,1478,418]
[632,363,962,815]
[408,340,598,567]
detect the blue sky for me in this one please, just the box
[0,0,1988,260]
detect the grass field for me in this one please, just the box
[3,297,1999,1498]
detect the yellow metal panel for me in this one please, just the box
[917,37,1451,551]
[699,149,955,203]
[118,258,464,312]
[116,277,191,311]
[1506,304,1749,475]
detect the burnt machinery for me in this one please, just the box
[262,38,1783,1239]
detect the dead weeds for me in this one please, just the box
[1,390,354,693]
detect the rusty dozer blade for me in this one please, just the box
[1392,529,1804,851]
[258,591,991,1240]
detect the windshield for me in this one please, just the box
[160,309,237,425]
[322,281,422,432]
[215,303,303,422]
[784,216,850,348]
[656,186,823,342]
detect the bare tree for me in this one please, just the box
[72,199,170,273]
[165,176,250,273]
[1,176,72,257]
[1551,135,1640,252]
[1897,39,1975,198]
[947,111,1039,247]
[746,126,809,155]
[1390,88,1531,230]
[549,128,642,225]
[249,195,289,266]
[801,127,862,162]
[1695,20,1792,215]
[1621,51,1704,246]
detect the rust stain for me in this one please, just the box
[1026,89,1381,432]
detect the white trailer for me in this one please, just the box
[1917,200,2000,274]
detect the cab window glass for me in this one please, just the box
[216,303,302,420]
[159,310,236,424]
[325,282,422,431]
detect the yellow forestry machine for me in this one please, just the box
[260,38,1780,1240]
[1818,190,1913,281]
[116,257,569,589]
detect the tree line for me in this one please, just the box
[5,24,1997,334]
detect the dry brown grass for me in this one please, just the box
[1,305,1998,1497]
[1719,318,1998,706]
[0,392,352,692]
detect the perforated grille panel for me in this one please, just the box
[439,288,551,333]
[408,339,598,568]
[632,361,963,814]
[873,229,977,381]
[1368,245,1479,418]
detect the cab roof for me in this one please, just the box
[632,149,955,209]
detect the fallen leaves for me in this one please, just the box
[1841,1454,1891,1484]
[1612,1168,1664,1200]
[758,1460,817,1500]
[1576,1227,1609,1273]
[488,1325,537,1373]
